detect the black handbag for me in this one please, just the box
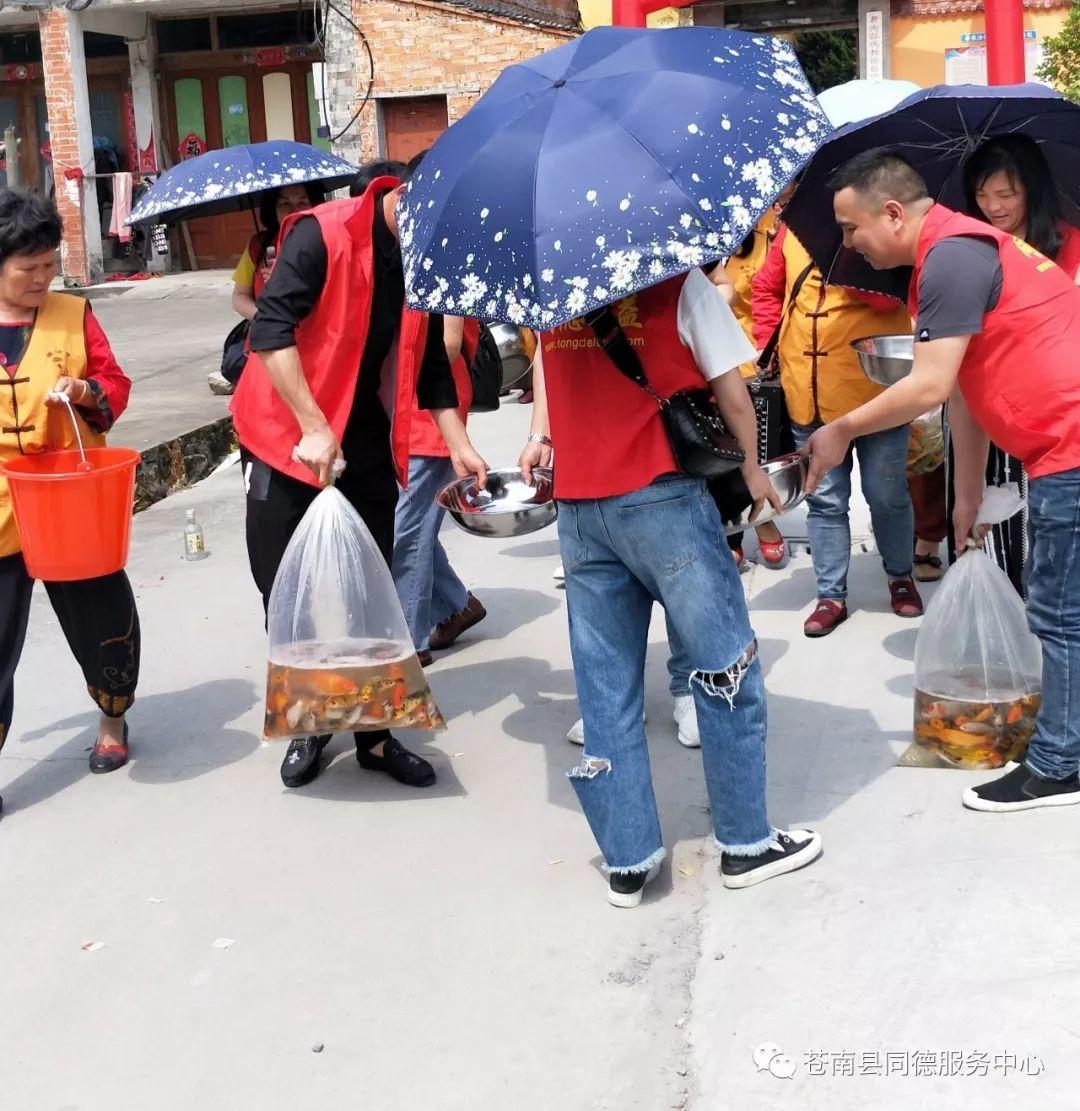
[466,322,503,413]
[587,307,745,479]
[221,319,250,386]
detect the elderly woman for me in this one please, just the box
[955,135,1080,595]
[0,189,138,815]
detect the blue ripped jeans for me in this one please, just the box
[1024,467,1080,779]
[558,475,774,874]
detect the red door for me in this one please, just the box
[383,96,449,164]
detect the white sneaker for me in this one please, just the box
[207,370,235,396]
[553,562,565,584]
[672,693,700,748]
[567,709,648,745]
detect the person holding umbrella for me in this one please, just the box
[398,27,834,903]
[231,164,487,791]
[805,149,1080,813]
[951,134,1080,597]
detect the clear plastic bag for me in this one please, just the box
[903,549,1041,769]
[906,406,944,476]
[263,488,445,738]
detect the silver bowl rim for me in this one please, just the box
[436,466,554,514]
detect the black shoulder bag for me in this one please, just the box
[586,308,745,480]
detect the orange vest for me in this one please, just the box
[0,293,105,558]
[541,274,707,500]
[724,211,775,379]
[778,232,911,426]
[230,181,428,488]
[910,205,1080,479]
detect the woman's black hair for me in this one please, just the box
[0,188,63,268]
[349,159,406,197]
[256,182,326,257]
[963,134,1063,261]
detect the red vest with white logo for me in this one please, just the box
[230,181,428,488]
[541,274,707,500]
[909,205,1080,479]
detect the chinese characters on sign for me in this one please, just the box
[864,11,884,82]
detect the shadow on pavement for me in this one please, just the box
[432,636,909,855]
[5,679,259,811]
[293,734,468,803]
[497,538,562,560]
[430,586,563,658]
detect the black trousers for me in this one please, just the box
[0,553,140,752]
[241,448,398,750]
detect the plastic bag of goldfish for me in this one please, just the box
[903,548,1040,769]
[263,488,445,739]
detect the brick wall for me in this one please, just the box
[38,10,90,286]
[344,0,574,163]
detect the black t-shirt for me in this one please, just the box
[914,236,1003,343]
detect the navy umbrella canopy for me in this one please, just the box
[400,26,831,331]
[783,82,1080,298]
[126,140,359,226]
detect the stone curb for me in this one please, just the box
[135,415,237,512]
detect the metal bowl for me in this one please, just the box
[489,323,533,388]
[722,453,809,536]
[852,333,914,387]
[437,467,556,539]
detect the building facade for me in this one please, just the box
[0,0,577,283]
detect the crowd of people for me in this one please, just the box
[0,118,1078,906]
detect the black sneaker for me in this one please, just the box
[280,735,331,788]
[963,763,1080,812]
[608,864,660,908]
[721,829,822,890]
[356,736,436,787]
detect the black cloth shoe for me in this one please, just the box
[963,763,1080,812]
[280,735,331,788]
[89,721,129,774]
[356,736,436,787]
[721,829,822,890]
[608,865,659,908]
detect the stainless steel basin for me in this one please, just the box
[437,467,556,539]
[852,333,914,387]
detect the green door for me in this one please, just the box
[174,77,207,159]
[218,76,251,148]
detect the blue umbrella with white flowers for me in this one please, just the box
[400,26,831,331]
[125,140,358,226]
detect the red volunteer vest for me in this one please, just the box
[408,317,475,458]
[230,179,428,488]
[909,205,1080,479]
[542,274,709,500]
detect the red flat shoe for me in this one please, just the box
[731,546,747,572]
[804,599,848,638]
[758,536,788,567]
[889,577,924,618]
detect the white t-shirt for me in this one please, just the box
[676,267,756,381]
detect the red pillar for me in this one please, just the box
[985,0,1026,85]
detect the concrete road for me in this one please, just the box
[84,274,236,453]
[1,397,1077,1110]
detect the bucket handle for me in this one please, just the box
[48,391,89,470]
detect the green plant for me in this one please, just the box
[792,29,857,94]
[1038,2,1080,103]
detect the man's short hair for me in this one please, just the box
[828,150,930,207]
[349,159,407,197]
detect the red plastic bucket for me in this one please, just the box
[1,447,140,581]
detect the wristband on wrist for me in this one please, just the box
[527,433,552,446]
